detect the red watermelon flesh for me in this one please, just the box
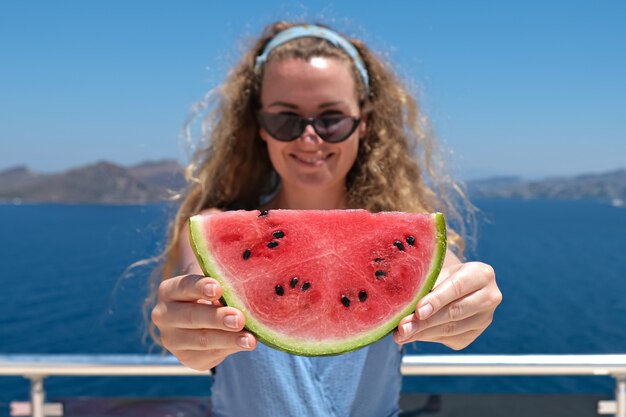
[189,209,446,356]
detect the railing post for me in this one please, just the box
[29,376,45,417]
[617,376,625,417]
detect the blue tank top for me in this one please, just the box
[210,334,403,417]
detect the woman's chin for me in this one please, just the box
[294,175,335,190]
[282,171,342,192]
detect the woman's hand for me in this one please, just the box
[394,255,502,350]
[151,274,257,371]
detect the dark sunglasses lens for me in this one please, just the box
[260,113,302,141]
[260,113,359,143]
[314,116,357,143]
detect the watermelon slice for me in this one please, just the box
[189,210,446,356]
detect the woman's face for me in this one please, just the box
[259,57,365,193]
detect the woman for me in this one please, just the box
[150,22,502,416]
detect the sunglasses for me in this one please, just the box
[257,112,361,143]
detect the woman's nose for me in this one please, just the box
[299,124,323,144]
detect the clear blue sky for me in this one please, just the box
[1,1,624,179]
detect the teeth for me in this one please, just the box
[296,155,325,163]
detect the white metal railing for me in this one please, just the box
[1,354,625,417]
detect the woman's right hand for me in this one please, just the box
[151,274,257,371]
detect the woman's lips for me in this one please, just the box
[290,152,334,166]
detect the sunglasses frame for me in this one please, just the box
[257,112,361,143]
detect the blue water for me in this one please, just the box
[0,199,625,408]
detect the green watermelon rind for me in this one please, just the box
[189,212,447,356]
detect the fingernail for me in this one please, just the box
[401,321,417,338]
[237,334,250,349]
[223,315,238,329]
[418,303,433,320]
[203,284,216,298]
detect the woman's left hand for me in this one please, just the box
[393,255,502,350]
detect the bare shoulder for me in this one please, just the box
[200,208,223,215]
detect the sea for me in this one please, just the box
[0,198,625,408]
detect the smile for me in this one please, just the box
[291,153,334,165]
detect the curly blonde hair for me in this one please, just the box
[145,21,474,343]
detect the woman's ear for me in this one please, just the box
[358,113,368,139]
[259,128,268,142]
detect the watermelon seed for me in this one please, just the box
[359,290,367,302]
[302,282,311,291]
[259,210,269,217]
[375,270,386,279]
[273,230,285,239]
[243,249,251,260]
[267,241,279,249]
[275,285,284,296]
[406,235,415,246]
[290,277,299,288]
[373,257,384,263]
[341,295,351,308]
[394,240,405,251]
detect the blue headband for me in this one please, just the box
[255,25,370,94]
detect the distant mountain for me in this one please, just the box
[0,160,185,204]
[0,165,43,189]
[2,161,624,206]
[467,169,626,207]
[127,159,186,190]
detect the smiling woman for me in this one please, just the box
[146,21,501,417]
[258,57,363,208]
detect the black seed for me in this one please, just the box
[267,241,279,248]
[302,282,311,291]
[259,210,269,217]
[374,257,384,263]
[275,285,284,296]
[359,290,367,302]
[273,230,285,239]
[406,235,415,246]
[243,249,251,260]
[375,270,386,279]
[341,295,351,308]
[290,276,299,288]
[394,240,405,251]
